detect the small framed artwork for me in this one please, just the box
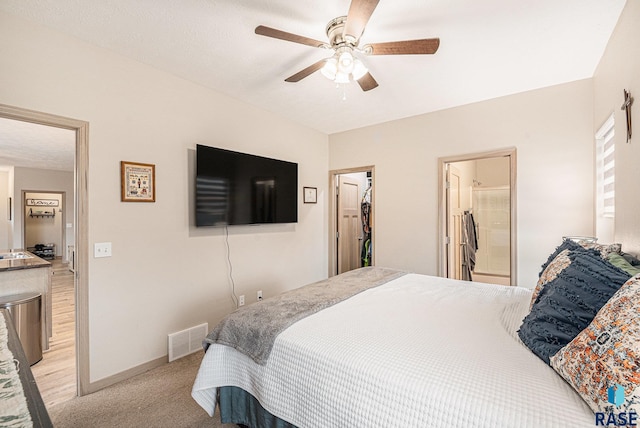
[121,161,156,202]
[303,186,317,204]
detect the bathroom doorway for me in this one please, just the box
[438,149,517,285]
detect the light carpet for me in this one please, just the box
[48,351,235,428]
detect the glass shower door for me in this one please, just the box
[472,186,510,277]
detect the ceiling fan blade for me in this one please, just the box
[255,25,326,48]
[284,59,327,83]
[343,0,380,42]
[357,72,378,91]
[367,38,440,55]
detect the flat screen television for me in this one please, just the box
[195,144,298,227]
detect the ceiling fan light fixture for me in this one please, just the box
[334,71,350,84]
[338,51,354,74]
[321,50,368,85]
[351,58,368,80]
[321,57,338,80]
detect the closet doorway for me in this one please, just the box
[329,166,374,276]
[438,149,517,285]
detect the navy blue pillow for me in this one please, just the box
[519,250,630,365]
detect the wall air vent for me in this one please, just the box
[168,322,208,362]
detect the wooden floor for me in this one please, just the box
[31,258,77,408]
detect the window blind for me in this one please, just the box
[596,115,615,218]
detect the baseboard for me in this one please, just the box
[83,354,167,395]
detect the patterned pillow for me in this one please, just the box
[578,241,622,258]
[550,274,640,415]
[530,249,572,310]
[518,250,630,365]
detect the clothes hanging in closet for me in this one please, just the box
[461,211,478,281]
[361,186,372,267]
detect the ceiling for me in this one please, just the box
[0,117,75,172]
[0,0,627,170]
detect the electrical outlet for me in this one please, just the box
[238,295,245,306]
[257,290,263,301]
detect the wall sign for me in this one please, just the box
[26,198,59,207]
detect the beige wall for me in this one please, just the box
[476,157,510,188]
[0,11,328,382]
[593,0,640,255]
[329,79,595,287]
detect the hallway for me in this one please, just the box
[31,258,76,408]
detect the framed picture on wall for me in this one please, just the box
[121,161,156,202]
[303,187,317,204]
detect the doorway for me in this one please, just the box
[438,149,517,285]
[329,166,374,276]
[23,191,66,261]
[0,103,90,397]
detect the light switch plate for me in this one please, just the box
[94,242,112,258]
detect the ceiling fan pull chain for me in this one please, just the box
[338,83,347,102]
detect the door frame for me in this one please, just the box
[437,148,517,285]
[0,103,90,396]
[445,164,463,280]
[329,165,375,277]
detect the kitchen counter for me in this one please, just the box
[0,250,53,350]
[0,250,51,272]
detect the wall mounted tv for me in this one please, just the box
[195,144,298,227]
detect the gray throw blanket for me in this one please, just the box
[203,266,407,365]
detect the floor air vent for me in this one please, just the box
[168,322,208,362]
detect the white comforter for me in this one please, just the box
[192,274,595,427]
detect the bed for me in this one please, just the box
[192,242,640,428]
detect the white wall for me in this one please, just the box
[0,11,328,382]
[329,79,595,287]
[593,0,640,255]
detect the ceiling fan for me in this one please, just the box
[255,0,440,92]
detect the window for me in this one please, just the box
[596,114,615,218]
[595,114,615,242]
